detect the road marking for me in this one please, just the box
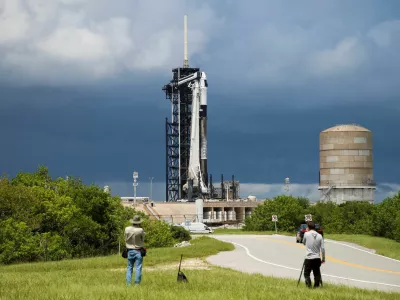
[270,234,400,264]
[221,240,400,289]
[254,236,400,275]
[325,239,400,263]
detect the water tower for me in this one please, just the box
[318,124,376,204]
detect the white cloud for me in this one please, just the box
[308,37,367,76]
[0,0,399,93]
[0,0,30,44]
[0,0,224,85]
[98,181,400,204]
[368,20,400,48]
[239,183,320,202]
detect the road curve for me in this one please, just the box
[206,234,400,293]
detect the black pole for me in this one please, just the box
[297,259,306,287]
[210,174,213,198]
[165,118,169,202]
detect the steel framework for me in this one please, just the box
[163,67,200,202]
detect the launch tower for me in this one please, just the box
[163,15,209,202]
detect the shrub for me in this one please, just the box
[170,225,191,242]
[244,195,304,232]
[141,219,174,248]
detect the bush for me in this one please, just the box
[244,195,304,232]
[0,218,40,264]
[0,166,137,265]
[170,225,191,242]
[141,219,175,248]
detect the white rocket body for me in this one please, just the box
[199,72,208,187]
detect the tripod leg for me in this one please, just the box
[178,254,183,276]
[297,260,305,287]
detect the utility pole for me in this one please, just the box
[149,177,154,201]
[284,177,290,194]
[133,171,139,205]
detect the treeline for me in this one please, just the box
[0,166,190,265]
[244,193,400,242]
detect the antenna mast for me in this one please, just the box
[183,15,189,68]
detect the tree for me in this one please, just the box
[373,192,400,241]
[244,195,304,232]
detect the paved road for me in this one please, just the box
[206,234,400,293]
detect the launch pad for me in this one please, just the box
[163,15,239,202]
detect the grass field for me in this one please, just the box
[212,228,400,261]
[1,236,399,299]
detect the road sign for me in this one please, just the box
[272,215,278,233]
[305,214,312,222]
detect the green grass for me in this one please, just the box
[0,236,398,299]
[0,236,234,273]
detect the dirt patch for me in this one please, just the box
[110,258,211,272]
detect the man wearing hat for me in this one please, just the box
[124,215,146,286]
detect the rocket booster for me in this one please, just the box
[199,72,208,187]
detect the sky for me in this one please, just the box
[1,0,400,202]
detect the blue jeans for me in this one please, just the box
[126,249,143,286]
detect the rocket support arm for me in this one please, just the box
[175,72,201,87]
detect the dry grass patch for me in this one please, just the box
[110,258,211,272]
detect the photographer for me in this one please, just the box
[124,215,146,286]
[302,221,325,288]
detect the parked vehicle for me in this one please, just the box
[296,223,324,243]
[180,222,213,234]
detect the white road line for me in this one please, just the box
[324,239,400,263]
[267,234,400,264]
[221,240,400,289]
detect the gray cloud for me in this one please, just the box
[1,0,399,101]
[0,0,224,85]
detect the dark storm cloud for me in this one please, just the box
[1,87,399,189]
[0,86,168,182]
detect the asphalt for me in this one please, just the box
[206,234,400,293]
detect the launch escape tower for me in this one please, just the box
[163,15,239,202]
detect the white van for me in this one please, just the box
[180,222,213,234]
